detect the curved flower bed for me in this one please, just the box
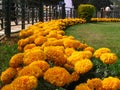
[1,18,120,90]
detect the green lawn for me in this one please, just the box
[65,22,120,77]
[65,22,120,54]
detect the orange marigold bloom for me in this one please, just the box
[34,36,47,46]
[1,84,14,90]
[1,67,17,84]
[93,48,111,58]
[29,60,50,72]
[23,48,46,65]
[84,46,95,53]
[9,53,24,68]
[44,66,71,87]
[23,43,36,51]
[17,38,29,47]
[12,76,38,90]
[70,71,80,82]
[63,39,81,49]
[87,78,102,90]
[102,76,120,90]
[100,53,118,64]
[75,83,91,90]
[74,59,93,74]
[44,46,67,66]
[18,65,43,78]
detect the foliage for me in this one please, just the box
[89,0,112,11]
[78,4,95,22]
[72,0,89,9]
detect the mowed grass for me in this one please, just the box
[65,22,120,77]
[65,22,120,54]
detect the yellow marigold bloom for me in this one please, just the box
[18,65,43,78]
[67,51,92,66]
[74,59,93,74]
[29,60,50,72]
[23,49,46,65]
[84,46,95,53]
[75,83,91,90]
[23,43,36,51]
[34,36,47,46]
[63,39,81,49]
[44,46,67,66]
[100,53,118,64]
[1,67,17,84]
[44,66,71,87]
[9,53,24,68]
[1,84,14,90]
[65,47,75,56]
[102,76,120,90]
[12,76,38,90]
[87,78,102,90]
[93,48,111,58]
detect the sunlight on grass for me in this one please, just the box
[65,22,120,77]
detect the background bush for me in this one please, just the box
[78,4,95,22]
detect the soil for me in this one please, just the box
[0,32,20,45]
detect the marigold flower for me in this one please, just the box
[42,39,64,47]
[74,59,93,74]
[63,39,81,49]
[84,46,95,53]
[1,67,17,84]
[29,60,50,72]
[44,66,71,87]
[18,65,43,78]
[17,38,29,47]
[78,43,88,50]
[12,76,38,90]
[64,63,74,70]
[34,36,47,46]
[23,48,46,65]
[19,29,33,38]
[71,71,80,82]
[9,53,24,68]
[93,48,111,58]
[67,51,92,66]
[65,47,75,56]
[87,78,102,90]
[75,83,91,90]
[1,84,14,90]
[44,46,67,66]
[23,43,36,51]
[100,53,118,64]
[102,76,120,90]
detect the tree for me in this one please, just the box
[89,0,113,11]
[72,0,112,10]
[72,0,89,9]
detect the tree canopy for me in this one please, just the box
[72,0,113,10]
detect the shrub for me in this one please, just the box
[78,4,95,22]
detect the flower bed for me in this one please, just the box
[1,18,120,90]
